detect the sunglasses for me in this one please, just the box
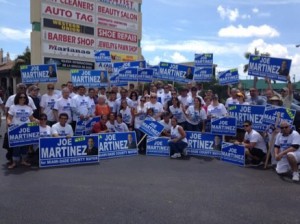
[48,87,54,90]
[150,96,157,99]
[19,96,26,99]
[243,124,249,127]
[40,118,47,121]
[280,126,289,130]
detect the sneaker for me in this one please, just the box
[292,172,299,182]
[171,153,181,159]
[250,160,264,167]
[182,148,187,156]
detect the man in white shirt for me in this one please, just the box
[225,87,239,108]
[178,88,193,109]
[40,83,59,126]
[51,113,74,137]
[53,87,73,124]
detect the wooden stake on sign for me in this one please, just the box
[264,112,281,169]
[137,134,147,147]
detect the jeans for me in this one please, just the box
[169,140,188,154]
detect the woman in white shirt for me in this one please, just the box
[185,97,207,132]
[169,97,188,130]
[169,117,188,159]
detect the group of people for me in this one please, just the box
[1,77,300,182]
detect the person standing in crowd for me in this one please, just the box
[235,120,267,165]
[169,117,188,159]
[178,88,192,109]
[207,94,227,118]
[281,75,293,108]
[184,97,207,132]
[51,113,74,137]
[107,91,118,115]
[106,113,116,132]
[71,85,91,131]
[28,85,40,119]
[111,86,121,99]
[133,97,147,153]
[225,87,239,108]
[6,93,39,169]
[119,100,133,130]
[236,92,249,105]
[92,114,109,133]
[116,88,133,113]
[98,87,107,101]
[190,86,205,106]
[67,81,76,98]
[129,90,139,108]
[246,88,266,105]
[5,83,37,115]
[169,97,187,129]
[114,114,129,132]
[274,121,300,181]
[95,95,110,117]
[160,111,172,137]
[202,96,211,113]
[165,90,178,112]
[144,93,164,121]
[40,83,59,126]
[159,84,172,108]
[53,87,73,124]
[87,88,96,117]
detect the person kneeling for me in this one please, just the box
[169,117,188,159]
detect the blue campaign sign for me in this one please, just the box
[139,118,165,137]
[159,62,194,83]
[194,67,213,82]
[195,53,213,67]
[150,66,160,79]
[85,116,101,135]
[39,136,99,168]
[113,60,146,74]
[146,137,170,157]
[211,117,237,136]
[71,70,108,87]
[110,73,128,87]
[262,105,296,126]
[228,104,266,132]
[8,122,40,147]
[221,142,245,166]
[98,132,138,159]
[218,69,239,85]
[138,68,153,83]
[75,119,86,136]
[186,132,222,158]
[119,67,138,82]
[21,64,57,84]
[94,50,111,63]
[248,55,292,81]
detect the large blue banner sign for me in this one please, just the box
[186,132,222,158]
[159,62,194,83]
[119,67,138,82]
[211,117,237,136]
[218,69,239,85]
[8,122,40,147]
[21,64,58,84]
[113,60,146,74]
[248,55,292,81]
[151,66,160,79]
[85,116,101,135]
[146,137,170,157]
[75,119,87,136]
[75,117,101,136]
[194,67,213,82]
[98,132,138,159]
[139,118,165,137]
[138,68,153,83]
[94,50,112,71]
[110,73,128,87]
[221,142,245,166]
[262,105,296,126]
[39,136,99,168]
[71,69,108,87]
[228,104,266,131]
[195,53,213,67]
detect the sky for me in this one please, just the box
[1,0,300,81]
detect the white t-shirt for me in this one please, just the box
[225,97,239,107]
[106,121,116,132]
[178,95,193,107]
[145,101,164,121]
[275,130,300,154]
[5,94,37,110]
[8,104,33,125]
[116,97,134,113]
[39,125,51,137]
[170,125,187,143]
[107,100,117,113]
[51,122,74,137]
[53,97,73,123]
[40,93,59,122]
[185,105,207,125]
[114,121,129,132]
[159,119,172,133]
[71,94,90,121]
[87,97,95,116]
[244,129,267,153]
[159,92,172,106]
[169,105,186,123]
[120,106,132,125]
[207,103,227,118]
[134,105,147,129]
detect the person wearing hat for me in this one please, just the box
[269,95,283,106]
[281,75,293,108]
[236,92,249,105]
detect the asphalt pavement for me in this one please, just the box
[1,119,300,224]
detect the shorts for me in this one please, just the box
[249,148,266,160]
[276,150,300,174]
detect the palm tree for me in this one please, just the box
[11,46,31,75]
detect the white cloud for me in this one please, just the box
[0,27,30,41]
[0,0,15,5]
[217,5,239,22]
[218,25,280,38]
[252,8,259,13]
[170,52,188,63]
[247,39,288,58]
[241,14,251,19]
